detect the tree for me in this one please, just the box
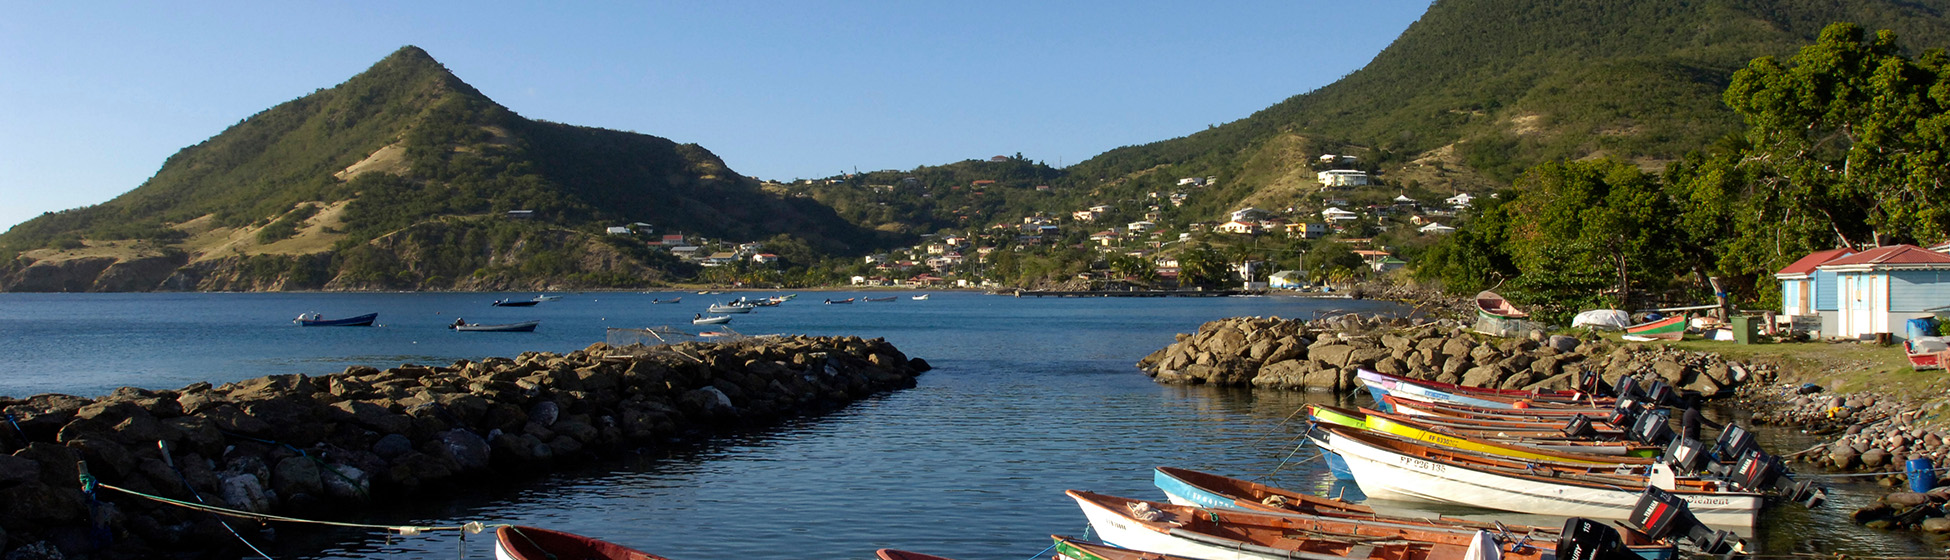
[1178,244,1230,287]
[1723,22,1950,248]
[1500,159,1678,315]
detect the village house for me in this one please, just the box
[1447,193,1476,208]
[1419,222,1456,234]
[751,253,779,264]
[1790,245,1950,340]
[1127,220,1157,233]
[1073,209,1103,222]
[1269,270,1307,289]
[1217,220,1260,235]
[1090,230,1120,246]
[605,226,633,235]
[1230,207,1269,222]
[1285,223,1329,239]
[1321,207,1359,223]
[1317,170,1370,187]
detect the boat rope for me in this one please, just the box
[1263,437,1325,478]
[4,413,24,441]
[217,431,372,500]
[106,452,275,560]
[95,480,493,535]
[1022,540,1060,560]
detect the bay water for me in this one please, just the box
[0,292,1932,558]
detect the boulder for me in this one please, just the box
[1652,359,1686,385]
[271,456,323,500]
[1310,345,1356,368]
[433,429,493,472]
[1460,365,1504,388]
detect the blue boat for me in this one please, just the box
[294,313,377,327]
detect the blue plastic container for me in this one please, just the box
[1908,318,1938,341]
[1908,457,1937,492]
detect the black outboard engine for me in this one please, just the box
[1608,397,1641,428]
[1580,369,1617,399]
[1732,448,1826,507]
[1555,517,1643,560]
[1663,436,1713,475]
[1614,374,1643,401]
[1627,486,1741,554]
[1714,424,1758,462]
[1644,379,1676,407]
[1631,408,1674,446]
[1563,414,1601,440]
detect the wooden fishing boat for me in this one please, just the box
[1310,405,1657,464]
[491,299,540,307]
[691,315,732,325]
[1311,424,1763,527]
[494,526,670,560]
[1907,337,1948,371]
[1049,535,1207,560]
[1150,467,1678,559]
[706,303,754,313]
[294,313,377,327]
[1625,316,1686,341]
[1070,490,1556,560]
[864,296,898,302]
[825,298,855,304]
[651,297,682,304]
[1476,291,1528,319]
[875,550,957,560]
[1357,369,1586,402]
[1376,393,1611,419]
[531,294,563,302]
[452,320,540,332]
[1351,404,1626,439]
[1360,372,1613,411]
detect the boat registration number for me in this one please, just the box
[1398,456,1448,474]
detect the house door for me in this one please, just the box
[1870,274,1888,335]
[1847,275,1874,338]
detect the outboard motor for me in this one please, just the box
[1608,397,1641,428]
[1580,369,1617,399]
[1714,424,1758,462]
[1631,408,1674,446]
[1614,374,1643,401]
[1627,486,1741,554]
[1663,436,1713,475]
[1732,448,1826,507]
[1563,414,1601,440]
[1644,379,1676,407]
[1555,517,1643,560]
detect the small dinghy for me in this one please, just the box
[651,297,682,304]
[294,313,377,327]
[825,298,855,304]
[494,526,671,560]
[452,320,540,332]
[491,299,540,307]
[692,314,732,325]
[911,294,929,300]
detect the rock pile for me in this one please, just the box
[0,336,926,559]
[1136,315,1772,395]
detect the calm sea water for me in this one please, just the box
[0,292,1933,558]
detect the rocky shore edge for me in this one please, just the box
[0,336,928,559]
[1136,314,1765,396]
[1141,313,1950,536]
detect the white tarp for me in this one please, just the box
[1572,309,1631,330]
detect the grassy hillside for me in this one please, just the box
[0,46,893,290]
[1063,0,1950,205]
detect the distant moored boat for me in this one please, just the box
[294,313,377,327]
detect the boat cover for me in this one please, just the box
[1572,309,1630,330]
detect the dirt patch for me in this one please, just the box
[334,141,411,181]
[1508,113,1546,137]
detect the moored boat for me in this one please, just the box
[1311,424,1763,527]
[864,296,897,302]
[692,314,732,325]
[1908,337,1948,370]
[911,294,930,300]
[707,303,754,313]
[1048,535,1205,560]
[1625,316,1686,341]
[491,299,540,307]
[1476,291,1528,319]
[1151,467,1679,559]
[651,297,682,304]
[875,550,957,560]
[1310,405,1657,464]
[1357,368,1588,402]
[294,312,378,327]
[532,294,563,302]
[452,320,540,332]
[494,525,671,560]
[825,298,855,304]
[1069,489,1551,560]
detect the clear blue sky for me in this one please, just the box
[0,2,1431,232]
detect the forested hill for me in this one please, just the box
[0,46,890,291]
[1065,0,1950,195]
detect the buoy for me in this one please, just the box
[1513,400,1531,409]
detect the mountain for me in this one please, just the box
[1059,0,1950,216]
[0,46,891,291]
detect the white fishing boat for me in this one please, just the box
[691,314,732,325]
[707,303,754,313]
[1313,424,1763,527]
[911,294,930,300]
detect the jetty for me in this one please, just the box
[0,336,928,559]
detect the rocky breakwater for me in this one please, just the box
[1136,314,1772,395]
[0,336,928,559]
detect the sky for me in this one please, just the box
[0,1,1432,233]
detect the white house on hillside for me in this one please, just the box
[1321,207,1359,222]
[1419,222,1456,234]
[1447,193,1476,208]
[1317,170,1370,187]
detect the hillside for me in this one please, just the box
[1060,0,1950,216]
[0,46,891,291]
